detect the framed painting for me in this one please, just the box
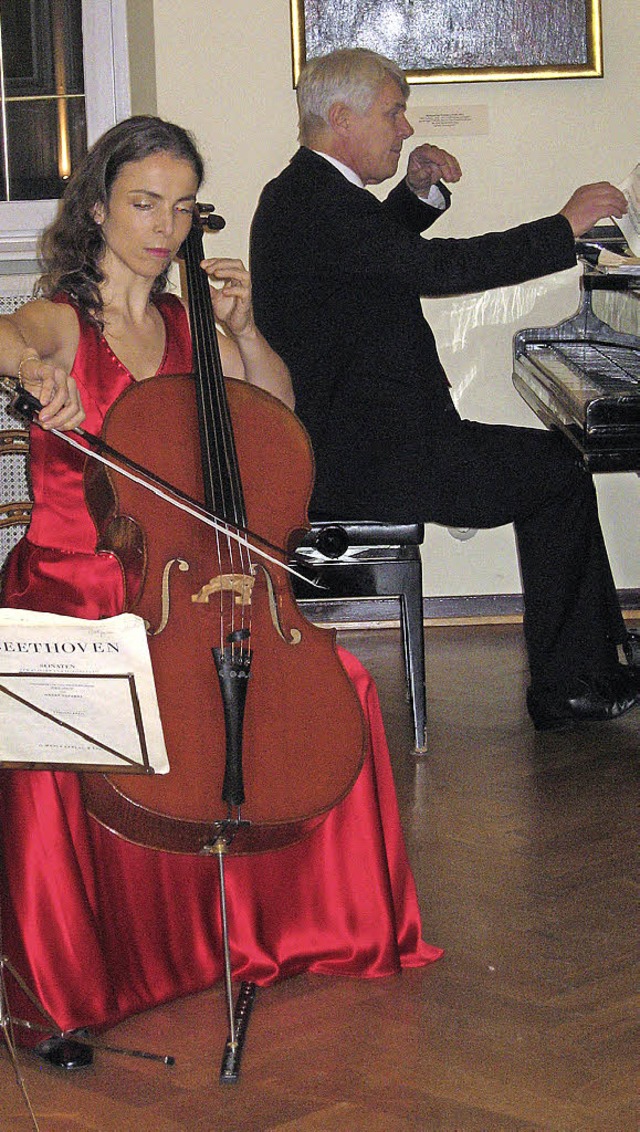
[290,0,603,86]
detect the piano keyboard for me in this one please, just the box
[528,341,640,388]
[513,230,640,472]
[513,322,640,470]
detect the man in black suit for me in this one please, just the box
[250,46,638,731]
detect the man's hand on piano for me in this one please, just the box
[559,182,628,237]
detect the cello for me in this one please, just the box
[81,205,367,856]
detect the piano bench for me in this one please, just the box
[291,521,427,754]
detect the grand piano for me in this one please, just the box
[513,227,640,663]
[513,226,640,472]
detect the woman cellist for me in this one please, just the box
[0,116,441,1069]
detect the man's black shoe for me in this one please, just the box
[527,666,640,732]
[34,1030,93,1069]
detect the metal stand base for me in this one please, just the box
[0,952,175,1132]
[1,818,261,1123]
[0,954,59,1132]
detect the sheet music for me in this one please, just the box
[0,610,169,772]
[614,162,640,258]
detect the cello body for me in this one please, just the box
[82,372,367,854]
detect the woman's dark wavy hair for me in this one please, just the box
[37,115,204,328]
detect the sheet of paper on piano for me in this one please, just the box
[0,610,170,772]
[614,162,640,258]
[595,249,640,275]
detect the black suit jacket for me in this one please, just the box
[250,147,577,514]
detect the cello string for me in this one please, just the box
[187,234,228,650]
[195,230,255,659]
[197,267,244,657]
[198,242,254,659]
[195,249,244,654]
[188,224,253,659]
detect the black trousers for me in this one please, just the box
[312,419,625,691]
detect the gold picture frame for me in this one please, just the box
[290,0,603,87]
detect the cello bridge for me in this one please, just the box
[191,573,255,606]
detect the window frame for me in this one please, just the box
[0,0,131,260]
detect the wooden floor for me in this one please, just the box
[1,620,638,1132]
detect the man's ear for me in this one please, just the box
[327,101,352,137]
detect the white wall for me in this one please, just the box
[126,0,157,114]
[150,0,639,598]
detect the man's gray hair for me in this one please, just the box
[297,47,409,145]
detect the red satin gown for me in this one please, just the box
[0,294,442,1040]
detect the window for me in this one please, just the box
[1,0,87,201]
[0,0,130,260]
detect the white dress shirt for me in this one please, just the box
[312,149,447,209]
